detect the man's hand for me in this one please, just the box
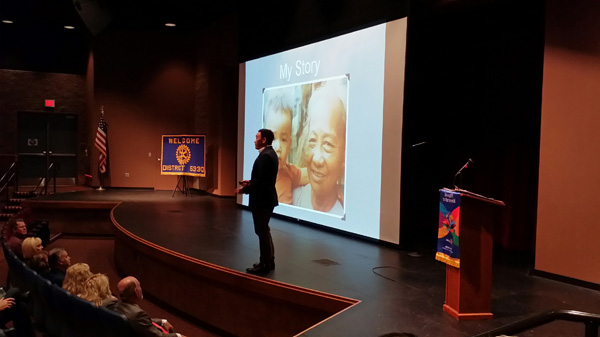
[0,298,15,311]
[235,180,250,194]
[163,320,174,333]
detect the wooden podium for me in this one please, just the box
[441,189,504,320]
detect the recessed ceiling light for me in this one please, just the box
[2,20,14,24]
[165,23,176,27]
[64,25,75,30]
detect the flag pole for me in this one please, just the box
[97,105,106,191]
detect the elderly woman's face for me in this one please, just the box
[305,97,346,199]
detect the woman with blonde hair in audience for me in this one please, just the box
[21,237,44,260]
[63,263,92,296]
[79,273,116,306]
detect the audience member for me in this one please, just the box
[106,276,186,337]
[21,237,43,260]
[79,273,115,307]
[45,248,71,286]
[63,263,92,296]
[6,219,27,259]
[26,252,50,275]
[0,288,35,337]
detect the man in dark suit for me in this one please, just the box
[235,128,279,275]
[106,276,186,337]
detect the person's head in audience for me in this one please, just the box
[48,248,71,272]
[117,276,143,304]
[63,263,92,296]
[80,273,113,307]
[303,81,347,212]
[21,237,43,259]
[27,252,49,274]
[9,218,27,239]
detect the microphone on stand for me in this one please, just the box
[453,158,474,190]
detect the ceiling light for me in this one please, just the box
[2,20,14,24]
[165,23,176,27]
[64,25,75,30]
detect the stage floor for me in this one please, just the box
[35,189,600,337]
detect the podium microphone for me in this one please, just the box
[453,158,474,189]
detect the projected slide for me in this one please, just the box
[238,18,407,243]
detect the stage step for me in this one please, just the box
[2,205,22,213]
[7,198,25,206]
[12,191,37,198]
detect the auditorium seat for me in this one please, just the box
[34,277,60,336]
[50,287,131,337]
[21,269,45,330]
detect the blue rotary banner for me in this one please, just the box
[161,135,205,177]
[435,189,461,268]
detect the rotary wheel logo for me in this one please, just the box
[176,145,191,165]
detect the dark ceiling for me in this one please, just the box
[0,0,536,74]
[0,0,242,73]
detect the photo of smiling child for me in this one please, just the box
[263,91,308,205]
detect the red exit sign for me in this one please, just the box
[45,99,55,108]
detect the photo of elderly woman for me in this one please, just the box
[293,77,347,216]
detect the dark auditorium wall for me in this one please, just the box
[90,16,238,194]
[191,15,238,196]
[536,0,600,284]
[0,69,88,183]
[91,29,198,190]
[400,0,545,254]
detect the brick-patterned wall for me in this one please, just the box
[0,69,87,177]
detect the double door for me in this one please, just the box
[18,112,78,185]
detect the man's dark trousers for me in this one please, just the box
[252,206,274,265]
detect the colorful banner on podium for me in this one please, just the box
[161,135,206,177]
[435,189,461,268]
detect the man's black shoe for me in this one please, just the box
[246,263,273,275]
[252,262,275,270]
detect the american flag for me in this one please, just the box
[95,108,108,174]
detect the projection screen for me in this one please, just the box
[237,18,407,244]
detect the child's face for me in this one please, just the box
[265,109,292,167]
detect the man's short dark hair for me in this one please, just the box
[258,129,274,145]
[9,218,24,231]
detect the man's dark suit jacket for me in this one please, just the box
[106,300,178,337]
[7,236,23,260]
[242,145,279,209]
[44,268,65,287]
